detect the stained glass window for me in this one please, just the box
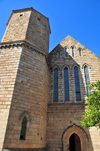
[74,67,81,101]
[53,68,58,102]
[64,68,69,101]
[20,116,27,140]
[84,66,91,96]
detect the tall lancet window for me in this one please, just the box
[65,48,67,57]
[72,47,74,57]
[74,67,81,101]
[64,68,69,101]
[53,68,58,102]
[20,116,27,140]
[84,66,91,96]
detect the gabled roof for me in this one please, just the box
[49,35,100,59]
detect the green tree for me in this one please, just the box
[81,81,100,129]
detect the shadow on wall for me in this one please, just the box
[47,44,94,151]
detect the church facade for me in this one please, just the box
[0,7,100,151]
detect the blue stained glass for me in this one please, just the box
[72,48,74,57]
[65,48,67,57]
[64,68,69,101]
[74,67,81,101]
[53,68,58,102]
[58,51,60,58]
[84,66,91,96]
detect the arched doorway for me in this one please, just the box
[69,133,81,151]
[62,124,88,151]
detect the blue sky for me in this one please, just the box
[0,0,100,56]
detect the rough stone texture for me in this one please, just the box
[0,7,100,151]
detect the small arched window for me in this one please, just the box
[72,47,74,57]
[84,66,91,96]
[53,68,58,102]
[58,51,60,58]
[20,116,27,140]
[64,68,69,101]
[65,48,67,57]
[74,67,81,101]
[79,49,81,56]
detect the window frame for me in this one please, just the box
[74,66,81,101]
[20,116,27,140]
[64,67,69,102]
[53,67,58,102]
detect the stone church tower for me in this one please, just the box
[0,8,50,151]
[0,7,100,151]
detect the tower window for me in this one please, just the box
[84,66,91,96]
[74,67,81,101]
[72,48,74,57]
[58,51,60,58]
[64,68,69,101]
[53,68,58,102]
[20,116,27,140]
[79,50,81,56]
[65,48,67,57]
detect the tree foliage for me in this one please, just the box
[81,81,100,129]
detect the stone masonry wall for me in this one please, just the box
[2,11,31,42]
[47,35,100,151]
[3,45,49,150]
[26,10,50,55]
[0,46,22,149]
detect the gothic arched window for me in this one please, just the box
[74,67,81,101]
[53,68,58,102]
[20,116,27,140]
[64,68,69,101]
[84,66,91,96]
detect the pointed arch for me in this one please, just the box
[82,63,91,69]
[52,65,60,71]
[19,111,31,121]
[71,63,80,70]
[62,65,70,71]
[62,124,88,151]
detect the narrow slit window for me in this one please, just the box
[79,50,81,56]
[72,47,74,57]
[65,48,67,57]
[64,68,69,101]
[53,68,58,102]
[20,116,27,140]
[74,67,81,101]
[84,66,91,96]
[58,51,60,58]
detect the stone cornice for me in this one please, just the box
[0,40,46,56]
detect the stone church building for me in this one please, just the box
[0,7,100,151]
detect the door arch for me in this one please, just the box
[62,124,88,151]
[69,133,81,151]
